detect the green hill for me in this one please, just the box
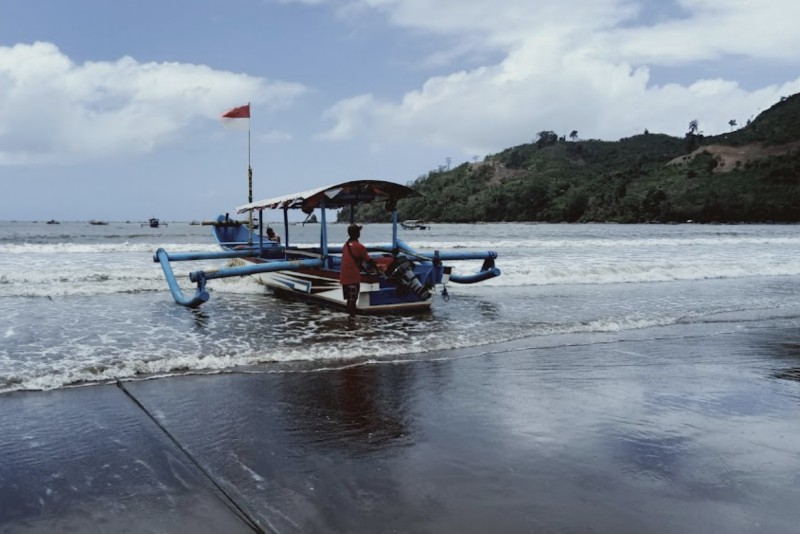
[346,93,800,223]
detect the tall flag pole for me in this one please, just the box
[247,103,252,238]
[221,103,253,239]
[248,108,252,203]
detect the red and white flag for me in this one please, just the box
[221,104,250,129]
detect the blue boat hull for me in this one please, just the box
[214,223,443,314]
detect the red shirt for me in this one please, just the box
[340,240,372,285]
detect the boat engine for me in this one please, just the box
[386,257,432,300]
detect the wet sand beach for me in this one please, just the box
[3,319,800,533]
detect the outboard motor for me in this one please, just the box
[386,257,432,300]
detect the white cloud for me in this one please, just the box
[320,0,800,157]
[277,0,327,5]
[257,130,294,143]
[0,42,308,165]
[358,0,635,44]
[316,93,377,140]
[606,0,800,64]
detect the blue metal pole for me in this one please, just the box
[153,249,256,262]
[190,258,324,282]
[154,248,210,307]
[283,207,289,246]
[320,201,328,260]
[448,268,501,284]
[258,208,263,254]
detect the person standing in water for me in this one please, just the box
[340,223,374,316]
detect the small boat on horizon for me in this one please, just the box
[89,220,108,225]
[142,217,167,228]
[401,219,429,230]
[46,219,60,225]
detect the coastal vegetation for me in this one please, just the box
[344,93,800,223]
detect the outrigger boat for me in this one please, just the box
[142,217,167,228]
[401,219,429,230]
[154,180,500,314]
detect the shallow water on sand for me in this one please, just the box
[3,321,799,533]
[3,221,800,392]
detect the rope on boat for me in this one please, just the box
[115,379,267,534]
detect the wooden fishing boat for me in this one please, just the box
[142,217,167,228]
[154,180,500,314]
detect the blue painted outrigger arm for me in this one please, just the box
[154,248,212,308]
[448,261,501,284]
[154,247,324,308]
[189,258,324,283]
[367,239,501,284]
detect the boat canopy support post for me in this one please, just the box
[258,209,264,254]
[283,207,289,246]
[392,209,398,250]
[319,200,330,267]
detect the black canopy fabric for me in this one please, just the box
[236,180,420,214]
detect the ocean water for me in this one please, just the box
[2,220,800,393]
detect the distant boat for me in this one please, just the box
[89,220,108,225]
[190,220,200,225]
[46,219,60,225]
[401,219,429,230]
[142,217,167,228]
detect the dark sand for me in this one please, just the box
[2,322,800,533]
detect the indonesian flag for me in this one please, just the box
[221,104,250,129]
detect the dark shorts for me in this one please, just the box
[342,284,359,302]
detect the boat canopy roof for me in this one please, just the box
[236,180,420,214]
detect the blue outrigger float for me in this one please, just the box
[154,180,500,314]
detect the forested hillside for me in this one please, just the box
[345,93,800,223]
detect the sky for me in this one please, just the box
[1,0,799,222]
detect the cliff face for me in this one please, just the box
[347,93,800,224]
[669,142,800,173]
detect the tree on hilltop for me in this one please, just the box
[536,130,558,148]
